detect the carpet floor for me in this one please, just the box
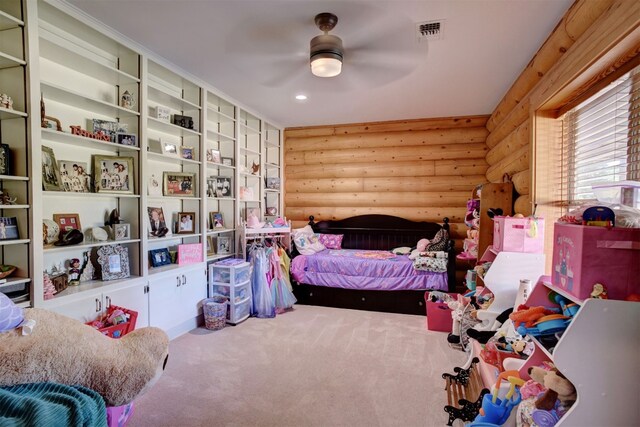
[128,305,468,427]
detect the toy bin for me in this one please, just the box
[86,305,138,339]
[552,223,640,300]
[493,216,544,253]
[425,293,453,332]
[202,296,227,331]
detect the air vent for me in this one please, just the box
[416,20,444,41]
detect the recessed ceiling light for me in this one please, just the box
[295,94,307,100]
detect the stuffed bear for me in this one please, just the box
[528,366,577,410]
[0,306,169,407]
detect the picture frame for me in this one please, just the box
[0,217,19,240]
[210,212,224,229]
[155,105,171,122]
[42,146,62,191]
[206,177,216,198]
[206,149,221,164]
[58,160,91,193]
[162,141,179,157]
[147,206,171,237]
[163,172,196,197]
[177,212,195,234]
[148,174,162,196]
[53,213,81,237]
[221,157,233,167]
[216,236,231,254]
[239,186,254,201]
[180,146,195,160]
[97,244,130,280]
[113,223,131,241]
[91,119,127,143]
[265,177,281,190]
[215,177,232,198]
[93,155,134,194]
[149,248,172,267]
[206,236,215,255]
[116,132,137,147]
[148,138,163,154]
[0,143,12,175]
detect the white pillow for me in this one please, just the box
[293,225,325,255]
[392,246,412,255]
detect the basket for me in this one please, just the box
[86,305,138,339]
[203,296,228,331]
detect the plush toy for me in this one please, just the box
[509,306,556,328]
[0,305,169,407]
[528,366,577,410]
[416,239,429,252]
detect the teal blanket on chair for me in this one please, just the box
[0,382,107,427]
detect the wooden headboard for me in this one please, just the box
[307,214,456,291]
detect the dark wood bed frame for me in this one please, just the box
[292,214,456,315]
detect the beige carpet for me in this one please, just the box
[128,305,468,427]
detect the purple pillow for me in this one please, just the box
[317,233,344,249]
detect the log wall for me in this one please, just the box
[284,116,490,286]
[484,0,616,215]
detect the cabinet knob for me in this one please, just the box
[105,296,111,308]
[95,298,100,312]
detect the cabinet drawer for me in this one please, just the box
[211,281,251,304]
[228,299,250,324]
[209,264,250,284]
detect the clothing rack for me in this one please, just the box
[239,220,292,259]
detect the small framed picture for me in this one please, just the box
[239,186,254,201]
[149,248,172,267]
[221,157,233,166]
[58,160,91,193]
[113,223,130,241]
[177,212,195,234]
[147,206,171,237]
[92,119,127,143]
[148,174,162,196]
[155,105,171,122]
[210,212,224,229]
[163,172,196,197]
[0,143,12,175]
[53,213,81,237]
[0,217,19,240]
[116,133,137,147]
[215,177,232,198]
[207,149,221,164]
[148,138,163,154]
[206,236,215,255]
[217,236,231,254]
[181,146,195,160]
[265,177,281,190]
[98,245,130,280]
[93,155,134,194]
[42,146,62,191]
[162,141,179,157]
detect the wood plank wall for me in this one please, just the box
[284,116,490,285]
[483,0,616,211]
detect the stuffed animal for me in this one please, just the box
[509,306,555,328]
[528,366,577,410]
[0,305,169,407]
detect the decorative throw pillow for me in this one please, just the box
[425,228,449,252]
[391,246,412,255]
[292,226,326,255]
[317,233,344,250]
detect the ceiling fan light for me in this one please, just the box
[310,34,343,78]
[311,56,342,77]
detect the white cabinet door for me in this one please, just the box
[148,273,182,331]
[46,294,103,323]
[104,282,150,328]
[180,266,207,319]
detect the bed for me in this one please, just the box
[290,215,456,315]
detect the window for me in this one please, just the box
[561,65,640,208]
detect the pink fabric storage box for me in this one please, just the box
[552,223,640,300]
[425,294,453,332]
[106,402,134,427]
[493,216,544,253]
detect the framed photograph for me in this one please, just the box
[58,160,91,193]
[0,143,12,175]
[177,212,195,234]
[155,105,171,122]
[221,157,233,167]
[180,146,195,160]
[92,119,127,143]
[147,206,170,237]
[217,236,231,254]
[148,138,163,154]
[163,172,196,197]
[0,217,19,240]
[162,141,179,157]
[239,186,254,201]
[93,155,134,194]
[149,248,172,267]
[210,212,224,229]
[265,177,281,190]
[215,177,232,198]
[42,146,62,191]
[97,244,130,280]
[148,174,162,196]
[116,133,137,147]
[53,213,81,237]
[206,149,221,164]
[113,223,130,241]
[206,236,215,255]
[206,177,216,198]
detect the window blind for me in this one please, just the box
[561,66,640,206]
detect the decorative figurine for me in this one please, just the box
[120,90,135,110]
[40,94,62,131]
[251,161,260,175]
[43,272,56,300]
[79,251,95,282]
[0,190,17,205]
[68,258,81,286]
[0,93,13,109]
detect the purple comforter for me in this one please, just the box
[290,249,447,291]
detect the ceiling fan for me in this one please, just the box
[309,13,344,78]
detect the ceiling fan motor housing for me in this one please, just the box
[310,34,344,62]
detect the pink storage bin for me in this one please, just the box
[552,223,640,300]
[493,216,544,253]
[425,293,454,332]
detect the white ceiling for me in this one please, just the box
[67,0,572,128]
